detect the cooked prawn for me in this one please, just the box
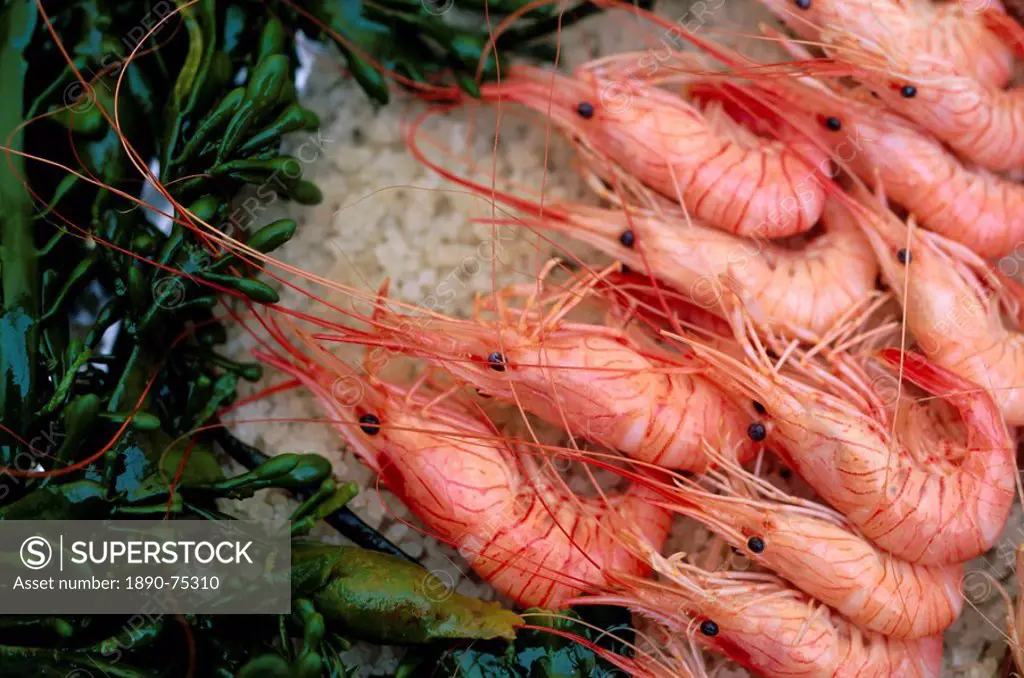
[315,276,759,472]
[755,76,1024,258]
[757,0,1013,88]
[252,315,672,609]
[649,445,964,638]
[584,557,943,677]
[477,64,829,238]
[854,197,1024,425]
[823,24,1024,173]
[680,326,1015,565]
[408,122,877,341]
[497,198,875,341]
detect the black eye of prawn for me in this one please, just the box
[700,620,719,636]
[487,351,507,372]
[359,413,382,435]
[900,84,917,98]
[747,422,767,442]
[794,0,811,9]
[823,116,841,131]
[577,101,595,119]
[747,536,766,554]
[619,230,636,248]
[897,248,911,264]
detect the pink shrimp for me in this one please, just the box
[477,64,829,238]
[682,328,1015,565]
[588,561,943,677]
[648,448,963,638]
[407,125,877,341]
[854,198,1024,425]
[497,196,876,340]
[252,316,671,609]
[316,279,759,472]
[753,75,1024,258]
[757,0,1013,88]
[822,20,1024,173]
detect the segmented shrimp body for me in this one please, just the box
[254,323,671,609]
[323,298,757,472]
[826,28,1024,172]
[481,65,828,238]
[782,82,1024,258]
[688,338,1015,565]
[657,457,963,638]
[911,1,1014,88]
[598,563,942,678]
[858,204,1024,424]
[410,142,876,340]
[759,0,1012,88]
[521,198,876,340]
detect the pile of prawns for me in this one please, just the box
[224,1,1024,676]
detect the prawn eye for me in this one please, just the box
[900,84,917,98]
[747,422,767,442]
[619,230,636,248]
[823,116,841,131]
[794,0,811,8]
[700,620,719,636]
[752,400,766,414]
[897,248,911,264]
[577,101,595,119]
[487,351,507,371]
[747,536,766,553]
[359,413,382,435]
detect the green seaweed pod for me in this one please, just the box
[247,218,298,254]
[174,86,246,164]
[198,271,280,303]
[211,452,332,493]
[237,104,321,155]
[257,18,287,63]
[291,543,523,644]
[218,54,292,161]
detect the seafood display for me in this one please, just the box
[65,0,1024,674]
[254,313,672,608]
